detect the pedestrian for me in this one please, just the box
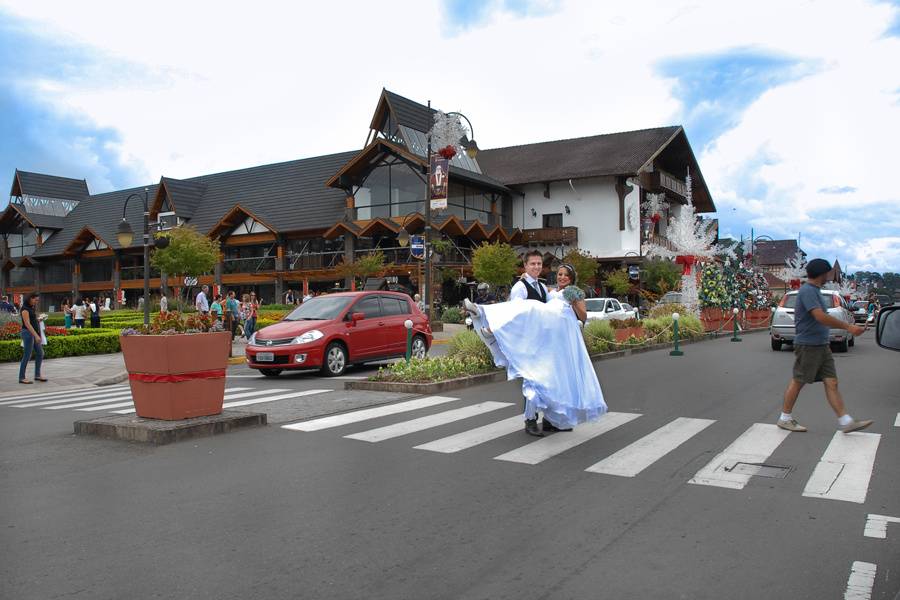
[89,297,100,328]
[285,289,295,305]
[225,291,240,341]
[159,291,168,314]
[72,297,87,328]
[244,292,259,339]
[195,285,210,314]
[62,298,73,329]
[777,258,871,434]
[464,261,606,437]
[18,292,46,384]
[0,295,16,313]
[414,293,425,313]
[137,295,144,312]
[474,282,496,304]
[210,294,224,321]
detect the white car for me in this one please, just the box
[585,298,630,321]
[620,302,639,320]
[770,289,856,352]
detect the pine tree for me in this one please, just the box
[699,263,727,308]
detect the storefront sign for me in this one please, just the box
[628,265,640,280]
[410,235,425,260]
[429,154,449,210]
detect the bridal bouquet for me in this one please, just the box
[562,286,585,304]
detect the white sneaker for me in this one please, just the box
[840,419,873,433]
[777,418,808,432]
[463,298,479,317]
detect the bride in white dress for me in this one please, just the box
[465,264,607,435]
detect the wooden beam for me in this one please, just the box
[222,232,277,246]
[615,177,633,232]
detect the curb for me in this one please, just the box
[349,327,769,394]
[95,371,128,386]
[228,356,246,365]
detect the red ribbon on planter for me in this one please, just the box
[789,279,801,289]
[674,255,696,275]
[651,213,661,224]
[129,369,226,384]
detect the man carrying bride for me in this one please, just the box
[465,250,607,437]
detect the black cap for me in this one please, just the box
[806,258,832,278]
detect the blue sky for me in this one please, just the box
[1,0,899,272]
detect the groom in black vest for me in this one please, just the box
[509,249,552,436]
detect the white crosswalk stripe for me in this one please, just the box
[688,423,790,489]
[77,388,270,412]
[586,417,715,477]
[345,402,513,443]
[493,412,641,465]
[38,392,139,409]
[282,396,460,432]
[894,413,899,427]
[1,386,130,406]
[803,432,880,504]
[414,416,523,453]
[110,389,331,414]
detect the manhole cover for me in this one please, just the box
[728,462,792,479]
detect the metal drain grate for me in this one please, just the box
[727,462,792,479]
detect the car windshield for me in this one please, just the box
[585,299,605,311]
[782,293,833,309]
[622,303,633,310]
[853,301,868,309]
[284,296,354,321]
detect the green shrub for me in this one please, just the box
[441,306,464,324]
[649,303,687,318]
[446,330,493,367]
[0,331,121,362]
[583,320,614,354]
[641,314,705,344]
[642,317,673,343]
[260,304,295,311]
[371,354,496,383]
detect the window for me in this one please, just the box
[355,162,424,220]
[543,213,563,228]
[610,300,622,311]
[353,296,382,319]
[381,297,410,316]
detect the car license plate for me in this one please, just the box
[256,352,274,362]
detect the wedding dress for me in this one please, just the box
[471,289,607,429]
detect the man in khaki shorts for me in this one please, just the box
[778,258,871,433]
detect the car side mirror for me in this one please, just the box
[352,312,365,322]
[606,306,615,312]
[876,306,900,352]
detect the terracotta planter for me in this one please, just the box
[119,331,231,420]
[700,307,723,332]
[614,326,644,342]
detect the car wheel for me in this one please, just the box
[321,342,347,376]
[848,336,855,347]
[835,338,849,353]
[771,338,783,351]
[259,369,282,377]
[411,335,427,359]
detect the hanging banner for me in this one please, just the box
[410,235,425,260]
[429,154,449,210]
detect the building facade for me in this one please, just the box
[1,89,716,310]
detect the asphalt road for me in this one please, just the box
[1,332,898,599]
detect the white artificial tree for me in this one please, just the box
[430,111,468,158]
[642,167,718,315]
[782,249,806,289]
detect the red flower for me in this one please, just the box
[438,145,457,160]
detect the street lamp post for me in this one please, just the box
[116,187,168,327]
[623,251,641,315]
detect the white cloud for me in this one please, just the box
[1,0,899,271]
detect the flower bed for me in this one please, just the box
[370,330,497,383]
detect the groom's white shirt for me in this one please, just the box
[509,274,546,301]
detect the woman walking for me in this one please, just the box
[244,292,259,340]
[464,263,606,435]
[72,297,87,328]
[18,292,46,384]
[62,298,73,330]
[89,297,101,328]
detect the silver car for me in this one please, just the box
[770,289,856,352]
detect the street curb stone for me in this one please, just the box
[95,371,129,386]
[345,327,768,394]
[74,410,267,444]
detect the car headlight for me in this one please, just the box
[293,330,324,344]
[249,332,257,345]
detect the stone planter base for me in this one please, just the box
[614,327,645,342]
[74,411,266,444]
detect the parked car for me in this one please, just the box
[245,291,432,377]
[770,289,856,352]
[656,291,683,305]
[620,302,639,320]
[584,297,630,321]
[851,300,869,324]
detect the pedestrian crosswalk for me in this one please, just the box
[0,385,333,415]
[281,398,887,505]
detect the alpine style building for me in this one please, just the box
[1,89,716,310]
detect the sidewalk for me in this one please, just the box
[0,339,249,398]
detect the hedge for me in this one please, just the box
[0,330,121,362]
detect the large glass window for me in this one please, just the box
[81,259,113,282]
[10,267,35,286]
[44,260,74,284]
[355,162,424,220]
[7,229,37,258]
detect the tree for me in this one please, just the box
[699,263,727,308]
[642,258,681,294]
[150,226,219,279]
[472,242,519,288]
[336,250,386,282]
[562,248,599,288]
[605,269,632,296]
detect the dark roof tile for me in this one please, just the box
[14,170,89,201]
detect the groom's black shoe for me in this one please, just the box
[525,419,544,437]
[541,419,572,433]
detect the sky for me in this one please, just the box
[1,0,898,273]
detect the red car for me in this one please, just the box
[245,291,432,377]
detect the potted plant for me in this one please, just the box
[120,312,230,420]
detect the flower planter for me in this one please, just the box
[119,331,231,420]
[614,326,645,342]
[700,307,723,332]
[744,309,771,328]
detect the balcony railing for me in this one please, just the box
[287,250,345,271]
[120,265,161,280]
[522,226,578,246]
[223,256,275,274]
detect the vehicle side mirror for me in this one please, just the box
[876,306,900,352]
[352,312,365,322]
[606,306,615,312]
